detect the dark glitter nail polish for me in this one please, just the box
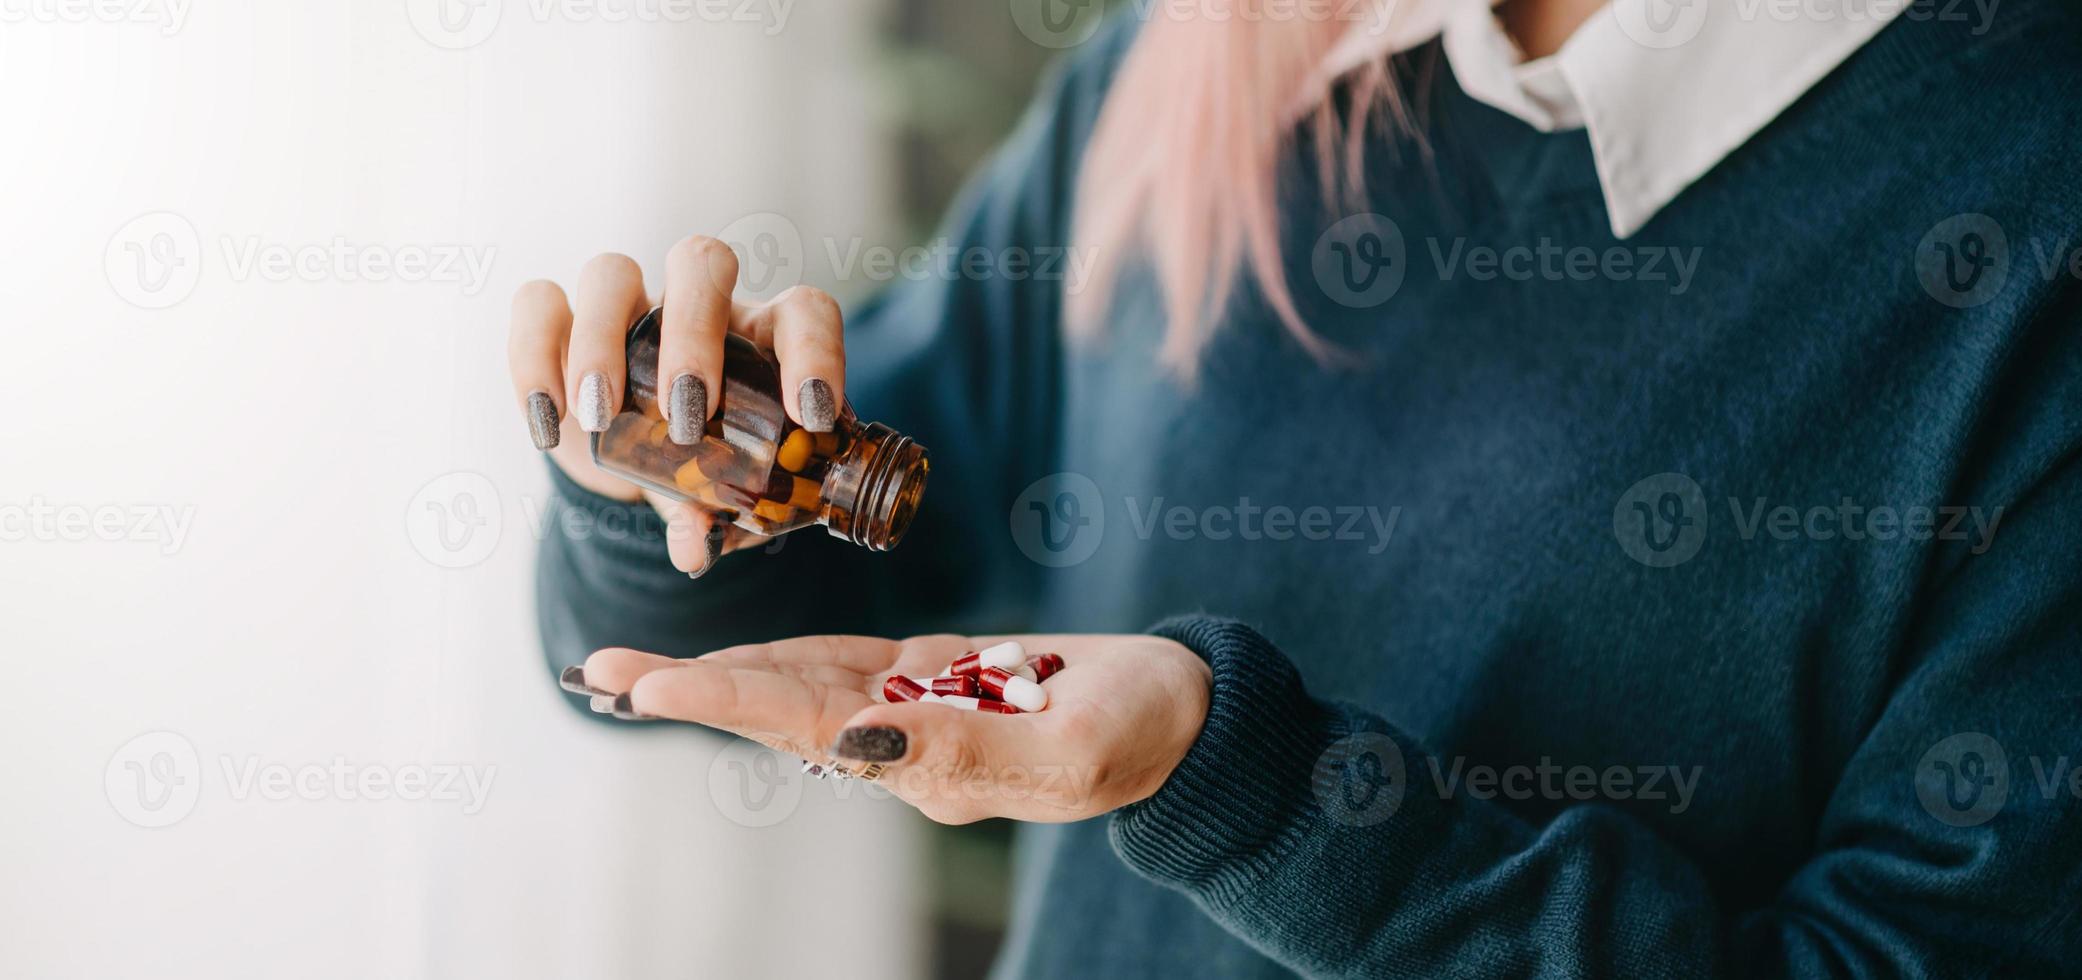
[559,665,608,697]
[798,378,836,433]
[526,391,560,451]
[610,693,656,722]
[688,522,728,581]
[833,726,907,763]
[669,374,707,445]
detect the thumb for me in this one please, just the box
[829,700,1031,786]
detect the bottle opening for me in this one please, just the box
[824,423,929,551]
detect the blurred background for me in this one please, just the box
[0,2,1097,977]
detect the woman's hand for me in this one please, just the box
[570,635,1214,824]
[506,238,848,576]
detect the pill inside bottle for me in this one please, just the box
[591,307,930,550]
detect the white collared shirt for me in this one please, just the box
[1311,0,1908,237]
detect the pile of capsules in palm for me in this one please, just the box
[882,641,1065,714]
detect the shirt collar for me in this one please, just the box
[1311,0,1906,238]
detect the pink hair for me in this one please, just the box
[1067,5,1401,376]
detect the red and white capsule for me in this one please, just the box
[1030,653,1065,682]
[928,675,979,698]
[938,694,1022,714]
[882,675,928,703]
[949,640,1028,678]
[978,666,1049,712]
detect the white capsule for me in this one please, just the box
[977,640,1028,671]
[938,695,981,711]
[921,692,944,704]
[979,667,1049,713]
[1015,664,1038,683]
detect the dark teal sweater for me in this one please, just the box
[537,4,2082,975]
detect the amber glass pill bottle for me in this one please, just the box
[590,307,930,550]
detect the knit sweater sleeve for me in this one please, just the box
[1116,457,2082,978]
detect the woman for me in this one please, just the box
[510,0,2082,975]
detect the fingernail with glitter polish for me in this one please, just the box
[610,693,656,722]
[588,694,614,713]
[669,374,707,445]
[688,522,727,580]
[577,371,614,432]
[798,378,836,433]
[833,726,907,763]
[560,665,608,697]
[526,391,561,451]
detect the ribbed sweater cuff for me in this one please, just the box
[1110,616,1341,893]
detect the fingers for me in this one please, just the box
[508,280,573,451]
[579,647,686,694]
[659,236,737,445]
[640,492,720,577]
[627,659,874,757]
[699,634,912,674]
[766,285,845,432]
[830,700,1068,821]
[567,253,649,434]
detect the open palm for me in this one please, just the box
[573,633,1211,824]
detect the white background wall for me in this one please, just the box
[0,3,928,977]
